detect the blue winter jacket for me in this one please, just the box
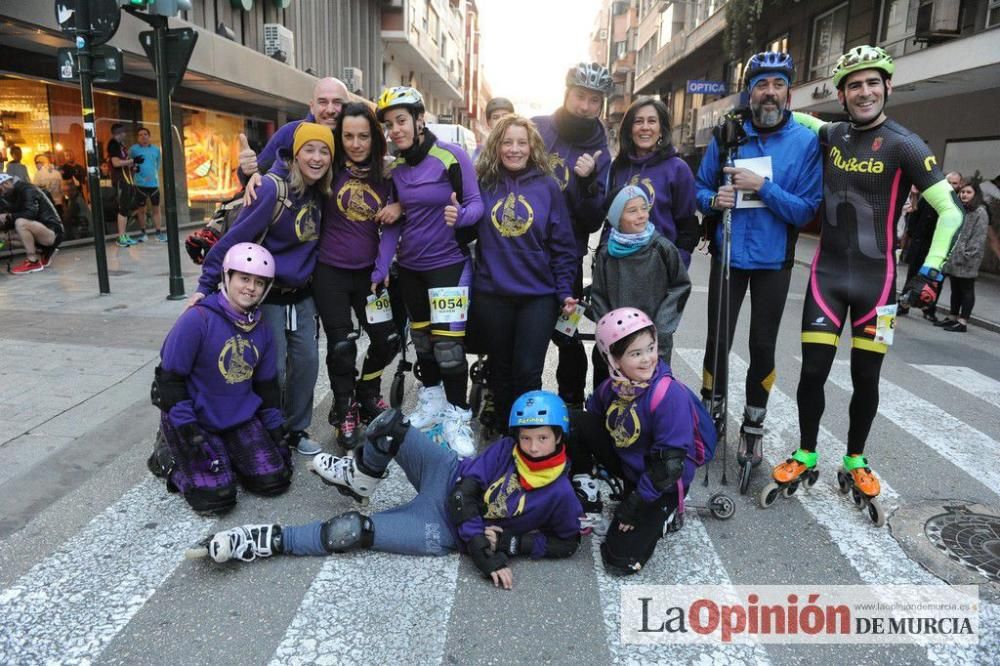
[695,111,822,270]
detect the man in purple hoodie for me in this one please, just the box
[149,243,292,514]
[532,63,613,408]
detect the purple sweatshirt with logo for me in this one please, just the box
[198,175,322,295]
[608,147,699,256]
[531,111,611,256]
[159,292,282,432]
[381,134,483,272]
[587,360,697,503]
[449,437,582,559]
[318,166,396,277]
[474,167,578,301]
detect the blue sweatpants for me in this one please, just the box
[282,427,460,557]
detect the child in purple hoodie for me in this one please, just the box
[148,243,291,514]
[471,115,578,434]
[566,308,713,576]
[188,391,582,591]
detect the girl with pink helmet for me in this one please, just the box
[147,242,293,515]
[565,306,715,575]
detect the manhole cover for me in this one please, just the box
[891,501,1000,602]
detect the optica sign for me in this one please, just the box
[687,80,728,95]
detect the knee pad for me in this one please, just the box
[183,485,237,515]
[433,339,468,376]
[331,338,358,377]
[367,329,400,366]
[242,468,292,497]
[320,511,375,553]
[410,327,433,355]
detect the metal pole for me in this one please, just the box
[76,0,111,294]
[151,15,186,300]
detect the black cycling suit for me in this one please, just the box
[798,117,956,455]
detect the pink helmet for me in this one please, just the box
[223,242,275,279]
[221,242,275,306]
[596,307,656,380]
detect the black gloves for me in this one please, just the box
[614,491,647,527]
[467,534,508,577]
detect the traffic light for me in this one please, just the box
[118,0,192,16]
[120,0,150,7]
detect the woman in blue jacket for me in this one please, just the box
[472,115,578,431]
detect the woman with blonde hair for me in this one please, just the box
[471,114,578,431]
[187,122,334,456]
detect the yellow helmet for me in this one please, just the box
[832,45,894,88]
[376,86,424,120]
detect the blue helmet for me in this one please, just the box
[744,51,795,89]
[508,390,570,432]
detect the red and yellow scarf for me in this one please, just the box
[512,444,567,490]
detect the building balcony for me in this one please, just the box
[634,3,726,94]
[382,9,463,102]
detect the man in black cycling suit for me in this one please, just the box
[765,45,962,518]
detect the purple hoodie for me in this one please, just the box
[474,167,578,301]
[318,165,395,275]
[586,360,698,503]
[448,437,582,559]
[531,110,611,256]
[382,132,484,273]
[608,148,699,255]
[159,292,282,432]
[198,174,322,296]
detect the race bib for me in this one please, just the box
[365,292,393,324]
[555,303,587,337]
[874,303,897,346]
[428,286,469,324]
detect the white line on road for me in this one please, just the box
[679,349,996,664]
[911,364,1000,410]
[0,479,214,664]
[828,360,1000,498]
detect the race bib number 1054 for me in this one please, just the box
[428,286,469,324]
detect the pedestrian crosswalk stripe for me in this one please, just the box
[0,479,215,664]
[911,364,1000,410]
[829,361,1000,498]
[677,349,997,664]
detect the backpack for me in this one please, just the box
[184,172,290,265]
[648,374,718,467]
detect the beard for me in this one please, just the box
[750,96,785,128]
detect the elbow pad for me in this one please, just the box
[151,365,190,412]
[447,477,483,525]
[543,535,579,559]
[647,447,688,492]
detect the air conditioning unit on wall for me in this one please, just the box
[264,23,295,67]
[343,67,364,94]
[914,0,961,42]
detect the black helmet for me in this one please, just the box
[565,62,613,96]
[485,97,515,117]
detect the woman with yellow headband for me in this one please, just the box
[183,122,334,458]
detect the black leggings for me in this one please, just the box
[797,344,883,456]
[555,262,587,405]
[312,263,397,398]
[396,261,471,408]
[948,275,976,320]
[471,292,559,429]
[566,410,679,575]
[702,258,792,409]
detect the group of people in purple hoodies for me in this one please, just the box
[154,60,724,583]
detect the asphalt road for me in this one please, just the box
[1,243,998,665]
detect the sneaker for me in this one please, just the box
[933,317,955,328]
[308,453,385,501]
[38,247,56,267]
[289,430,322,455]
[11,257,44,275]
[156,232,168,242]
[133,232,146,243]
[185,524,278,563]
[408,385,447,429]
[116,234,136,247]
[943,321,968,333]
[441,404,476,458]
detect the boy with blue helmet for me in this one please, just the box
[190,391,582,591]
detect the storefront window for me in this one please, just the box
[182,108,243,226]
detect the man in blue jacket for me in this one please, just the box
[695,52,822,475]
